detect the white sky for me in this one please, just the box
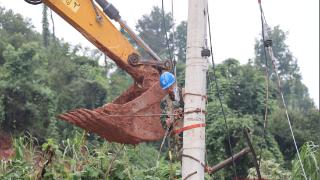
[0,0,319,107]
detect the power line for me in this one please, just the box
[257,0,270,167]
[207,5,238,179]
[257,1,308,179]
[171,0,177,76]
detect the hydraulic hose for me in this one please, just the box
[24,0,42,5]
[95,0,162,62]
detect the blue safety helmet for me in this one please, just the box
[160,72,176,90]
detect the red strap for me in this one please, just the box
[173,123,206,134]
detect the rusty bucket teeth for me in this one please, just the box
[57,76,167,145]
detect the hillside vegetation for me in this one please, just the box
[0,6,319,179]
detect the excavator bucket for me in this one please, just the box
[57,66,167,144]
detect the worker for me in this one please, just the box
[160,72,183,149]
[160,72,180,102]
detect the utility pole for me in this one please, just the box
[182,0,208,179]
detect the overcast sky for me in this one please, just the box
[0,0,319,107]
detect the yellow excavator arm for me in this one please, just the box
[26,0,173,144]
[44,0,141,80]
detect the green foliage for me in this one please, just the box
[0,7,36,40]
[0,6,109,140]
[206,106,256,178]
[292,142,320,179]
[42,138,59,152]
[1,135,180,179]
[206,58,287,178]
[175,21,187,63]
[208,59,275,116]
[175,62,186,87]
[253,24,318,168]
[0,136,38,179]
[107,69,132,101]
[269,107,320,161]
[254,26,315,111]
[0,94,4,124]
[247,159,291,179]
[0,4,318,179]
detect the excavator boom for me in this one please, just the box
[44,0,140,80]
[36,0,169,144]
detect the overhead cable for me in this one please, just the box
[206,4,238,178]
[257,1,308,179]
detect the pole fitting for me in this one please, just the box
[201,48,211,57]
[264,39,273,47]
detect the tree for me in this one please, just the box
[0,7,39,64]
[0,42,55,139]
[175,21,187,63]
[208,59,272,116]
[136,6,173,59]
[206,59,286,178]
[254,26,315,110]
[247,159,291,179]
[42,5,50,47]
[254,26,300,81]
[269,107,320,161]
[174,21,187,86]
[0,6,110,140]
[254,26,319,164]
[0,7,35,39]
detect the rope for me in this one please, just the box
[156,103,180,168]
[183,93,208,100]
[183,171,197,180]
[207,5,238,178]
[157,125,171,167]
[100,113,178,117]
[257,1,308,179]
[182,154,207,169]
[269,47,308,180]
[173,123,206,135]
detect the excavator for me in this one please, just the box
[24,0,178,145]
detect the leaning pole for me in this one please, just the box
[182,0,209,179]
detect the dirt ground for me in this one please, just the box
[0,131,14,160]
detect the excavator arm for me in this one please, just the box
[30,0,172,144]
[43,0,151,80]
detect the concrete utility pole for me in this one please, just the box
[182,0,208,179]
